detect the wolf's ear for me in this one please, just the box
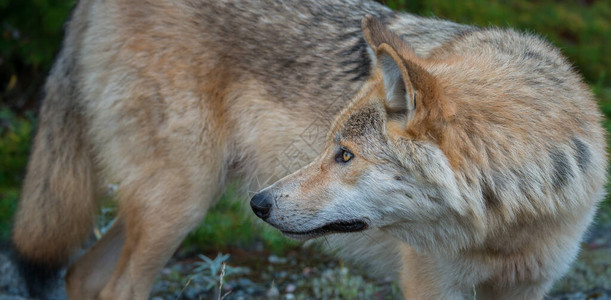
[362,15,384,53]
[362,15,445,123]
[362,16,415,114]
[362,15,405,69]
[375,44,417,117]
[362,15,408,55]
[362,16,418,118]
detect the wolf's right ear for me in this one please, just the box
[375,44,417,118]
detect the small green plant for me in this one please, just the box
[191,253,249,299]
[193,253,248,290]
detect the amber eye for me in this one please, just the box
[335,148,354,163]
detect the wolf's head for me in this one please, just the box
[251,16,485,253]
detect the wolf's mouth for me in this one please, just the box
[280,220,367,240]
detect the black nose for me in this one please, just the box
[250,192,272,220]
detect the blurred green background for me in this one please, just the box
[1,0,610,250]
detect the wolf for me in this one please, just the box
[251,14,607,300]
[11,0,605,299]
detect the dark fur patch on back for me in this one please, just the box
[341,106,383,138]
[340,37,371,82]
[572,137,591,173]
[550,148,574,189]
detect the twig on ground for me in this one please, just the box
[175,278,192,300]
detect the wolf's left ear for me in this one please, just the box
[362,15,415,115]
[362,15,404,69]
[375,44,417,118]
